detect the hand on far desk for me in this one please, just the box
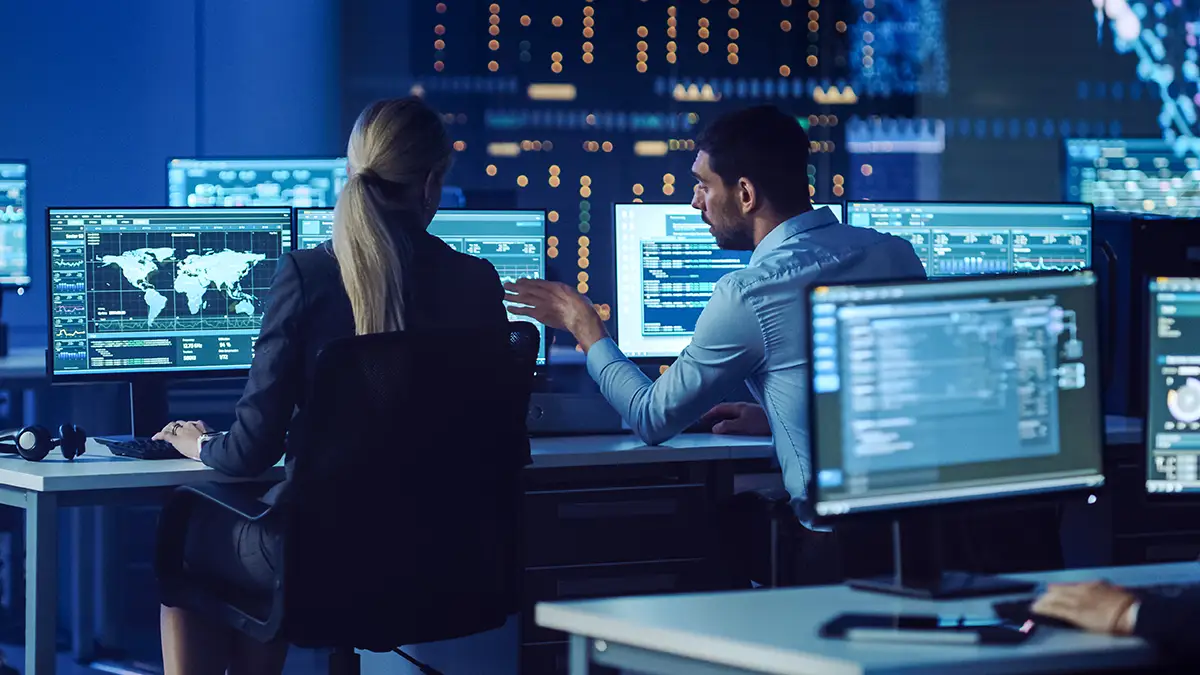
[152,420,211,461]
[1032,580,1139,635]
[701,403,770,436]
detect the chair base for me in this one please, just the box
[329,648,360,675]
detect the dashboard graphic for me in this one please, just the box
[1064,139,1200,217]
[0,162,28,287]
[48,208,293,377]
[296,207,548,365]
[614,202,843,359]
[169,158,349,208]
[811,272,1104,515]
[1146,277,1200,494]
[847,202,1092,277]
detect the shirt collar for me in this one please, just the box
[749,206,838,266]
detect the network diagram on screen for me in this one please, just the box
[49,208,293,375]
[846,202,1092,277]
[296,207,548,364]
[0,163,28,286]
[1146,277,1200,493]
[169,158,348,208]
[614,203,841,359]
[811,273,1104,515]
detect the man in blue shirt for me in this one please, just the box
[505,105,925,523]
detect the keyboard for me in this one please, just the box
[96,437,185,460]
[993,581,1200,629]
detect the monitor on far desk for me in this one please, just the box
[47,206,294,436]
[846,202,1092,277]
[1064,138,1200,217]
[295,207,549,366]
[0,162,28,357]
[614,202,844,360]
[809,271,1105,598]
[169,157,349,208]
[1146,277,1200,494]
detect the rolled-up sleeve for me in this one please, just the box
[586,280,766,445]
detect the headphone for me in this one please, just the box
[0,424,87,462]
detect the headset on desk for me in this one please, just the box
[0,424,87,462]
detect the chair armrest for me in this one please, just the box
[176,483,274,521]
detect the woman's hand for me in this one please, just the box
[1031,581,1139,635]
[152,420,212,461]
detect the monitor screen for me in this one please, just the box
[614,202,844,359]
[168,158,349,208]
[0,162,28,287]
[48,207,293,377]
[1146,277,1200,494]
[295,207,548,365]
[845,202,1092,277]
[810,272,1105,517]
[1065,138,1200,216]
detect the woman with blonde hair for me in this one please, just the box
[152,97,509,674]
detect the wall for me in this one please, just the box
[0,0,341,347]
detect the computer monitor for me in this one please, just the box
[614,202,844,359]
[846,202,1092,277]
[1145,277,1200,494]
[48,207,293,435]
[168,157,349,208]
[0,162,29,287]
[294,207,548,365]
[1065,138,1200,216]
[810,271,1105,597]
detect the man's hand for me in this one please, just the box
[152,420,212,461]
[504,279,609,351]
[701,402,771,436]
[1031,581,1139,635]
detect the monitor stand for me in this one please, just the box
[847,515,1036,600]
[129,378,170,438]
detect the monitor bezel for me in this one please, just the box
[0,159,31,289]
[1143,275,1200,500]
[610,201,847,364]
[290,205,553,367]
[45,205,295,384]
[167,155,349,208]
[806,270,1108,526]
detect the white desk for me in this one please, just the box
[537,562,1200,675]
[0,433,771,675]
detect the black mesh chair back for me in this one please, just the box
[279,321,539,650]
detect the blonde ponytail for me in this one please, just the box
[332,174,409,335]
[333,98,453,336]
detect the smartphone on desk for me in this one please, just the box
[820,613,1036,645]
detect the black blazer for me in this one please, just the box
[1134,589,1200,660]
[198,220,510,496]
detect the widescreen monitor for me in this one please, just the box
[1146,277,1200,494]
[846,202,1092,277]
[0,162,29,287]
[1064,138,1200,216]
[614,202,844,359]
[168,157,349,208]
[47,207,293,378]
[810,271,1105,518]
[295,207,548,365]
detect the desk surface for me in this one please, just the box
[537,562,1200,675]
[0,434,774,493]
[0,347,45,381]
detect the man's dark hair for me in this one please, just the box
[695,105,812,214]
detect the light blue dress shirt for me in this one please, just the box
[586,206,926,523]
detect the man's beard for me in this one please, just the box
[708,211,755,251]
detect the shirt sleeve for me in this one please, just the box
[586,279,766,445]
[1132,588,1200,658]
[200,254,304,476]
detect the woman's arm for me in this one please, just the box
[200,254,306,477]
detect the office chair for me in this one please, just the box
[156,322,540,675]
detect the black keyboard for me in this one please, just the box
[96,437,185,460]
[993,581,1200,629]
